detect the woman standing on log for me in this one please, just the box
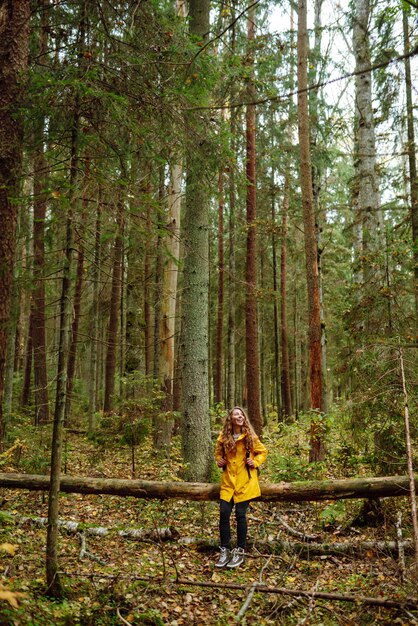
[214,407,267,568]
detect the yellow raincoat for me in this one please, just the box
[215,433,267,503]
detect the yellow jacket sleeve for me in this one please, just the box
[252,436,268,469]
[215,435,224,463]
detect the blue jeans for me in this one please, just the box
[219,498,250,549]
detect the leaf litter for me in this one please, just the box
[0,431,417,625]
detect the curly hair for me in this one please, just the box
[220,406,257,454]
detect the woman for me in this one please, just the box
[214,407,267,568]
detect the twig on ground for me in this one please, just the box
[298,579,319,625]
[79,532,106,565]
[272,509,320,542]
[175,578,418,610]
[235,581,258,622]
[404,609,418,624]
[235,554,272,622]
[116,607,132,625]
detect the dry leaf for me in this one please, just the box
[0,590,25,608]
[0,543,19,556]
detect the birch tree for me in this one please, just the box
[353,0,383,334]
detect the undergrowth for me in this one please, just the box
[0,406,417,625]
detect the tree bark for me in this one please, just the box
[88,198,102,429]
[0,0,31,447]
[271,187,281,418]
[156,162,182,450]
[181,0,212,481]
[103,202,124,413]
[47,93,80,596]
[214,168,224,405]
[1,472,418,503]
[65,158,89,424]
[297,0,324,461]
[245,4,262,434]
[153,164,177,452]
[153,168,164,381]
[32,2,50,426]
[353,0,383,333]
[280,173,293,419]
[194,537,416,558]
[21,312,33,408]
[311,0,328,415]
[144,176,153,376]
[226,5,237,410]
[402,8,418,331]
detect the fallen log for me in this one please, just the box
[12,514,414,559]
[0,472,416,502]
[175,578,418,611]
[188,537,415,558]
[16,515,178,541]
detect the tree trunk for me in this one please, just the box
[32,141,50,426]
[144,176,153,376]
[402,8,418,331]
[21,313,33,408]
[2,472,418,503]
[32,3,50,426]
[280,172,293,418]
[279,7,295,421]
[88,199,102,430]
[155,162,182,450]
[226,5,237,410]
[271,187,281,418]
[160,163,183,411]
[0,1,31,448]
[353,0,383,334]
[311,0,328,415]
[245,4,262,434]
[153,168,164,381]
[47,92,80,596]
[214,168,224,405]
[103,202,124,413]
[297,0,324,460]
[181,0,212,481]
[65,158,89,425]
[119,229,127,401]
[3,259,21,419]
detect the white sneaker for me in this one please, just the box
[226,547,245,568]
[215,547,231,568]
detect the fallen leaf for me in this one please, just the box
[0,543,19,556]
[0,590,25,608]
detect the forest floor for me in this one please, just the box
[1,422,418,625]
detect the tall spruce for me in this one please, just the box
[402,8,418,330]
[181,0,213,481]
[245,3,262,434]
[297,0,324,461]
[46,3,86,595]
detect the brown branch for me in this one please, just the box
[188,44,418,111]
[175,578,418,610]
